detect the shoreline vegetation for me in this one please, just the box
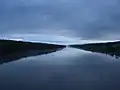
[0,39,65,64]
[70,41,120,59]
[1,39,120,64]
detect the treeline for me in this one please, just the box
[0,39,65,55]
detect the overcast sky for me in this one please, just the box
[0,0,120,44]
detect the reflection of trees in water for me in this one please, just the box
[0,48,64,65]
[79,47,120,60]
[70,41,120,60]
[98,51,120,60]
[0,39,65,65]
[84,49,120,60]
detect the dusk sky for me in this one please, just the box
[0,0,120,44]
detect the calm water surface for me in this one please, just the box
[0,47,120,90]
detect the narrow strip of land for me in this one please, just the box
[0,39,66,64]
[70,41,120,58]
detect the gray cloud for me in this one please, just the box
[0,0,120,41]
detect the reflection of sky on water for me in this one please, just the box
[0,48,120,90]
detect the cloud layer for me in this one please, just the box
[0,0,120,42]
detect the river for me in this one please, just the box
[0,47,120,90]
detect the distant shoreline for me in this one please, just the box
[0,39,66,64]
[70,41,120,58]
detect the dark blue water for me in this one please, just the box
[0,47,120,90]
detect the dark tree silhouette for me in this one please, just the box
[70,41,120,59]
[0,39,65,64]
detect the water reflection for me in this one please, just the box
[70,42,120,60]
[0,48,64,65]
[100,52,120,60]
[0,48,120,90]
[71,47,120,60]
